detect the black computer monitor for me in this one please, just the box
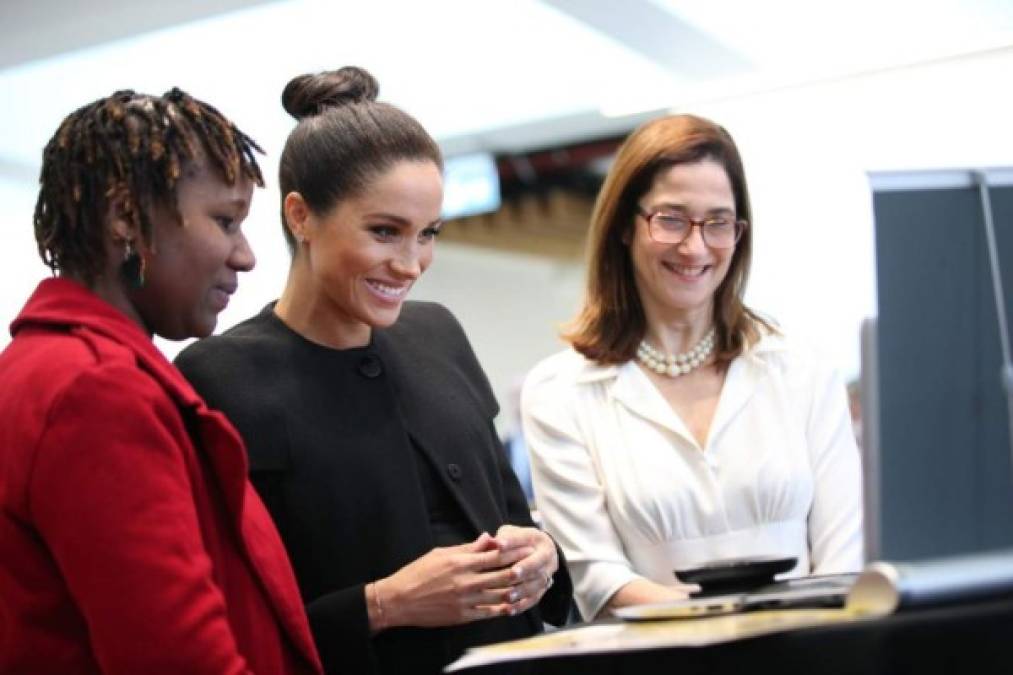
[862,168,1013,562]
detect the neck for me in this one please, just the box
[78,270,152,337]
[274,258,371,350]
[642,303,713,355]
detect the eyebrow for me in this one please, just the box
[221,197,251,211]
[365,212,443,227]
[649,202,735,215]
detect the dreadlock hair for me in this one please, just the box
[33,87,264,286]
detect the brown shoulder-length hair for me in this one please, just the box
[563,113,773,365]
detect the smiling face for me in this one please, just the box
[297,159,444,335]
[128,161,256,340]
[628,158,737,326]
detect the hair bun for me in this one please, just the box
[281,66,379,121]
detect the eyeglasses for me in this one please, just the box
[636,207,746,249]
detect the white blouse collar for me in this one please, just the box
[570,332,790,449]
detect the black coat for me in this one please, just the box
[175,302,572,674]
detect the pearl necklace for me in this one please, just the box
[636,328,716,377]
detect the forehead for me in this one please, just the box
[643,158,734,205]
[338,159,443,215]
[177,158,254,203]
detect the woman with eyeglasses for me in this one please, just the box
[521,114,863,620]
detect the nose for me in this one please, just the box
[677,223,708,254]
[390,242,423,279]
[229,231,256,272]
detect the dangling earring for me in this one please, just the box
[120,239,146,288]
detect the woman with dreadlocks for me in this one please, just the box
[0,89,323,675]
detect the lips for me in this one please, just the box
[365,279,410,302]
[209,281,237,311]
[662,261,711,279]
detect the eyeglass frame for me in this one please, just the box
[635,206,747,249]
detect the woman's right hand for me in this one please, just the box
[368,532,533,631]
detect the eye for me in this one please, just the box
[214,216,239,233]
[653,213,689,230]
[704,218,734,229]
[370,225,399,241]
[419,225,442,243]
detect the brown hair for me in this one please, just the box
[34,88,264,286]
[563,113,772,365]
[278,66,443,251]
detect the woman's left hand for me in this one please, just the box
[491,524,559,615]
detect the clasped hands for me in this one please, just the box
[368,525,558,632]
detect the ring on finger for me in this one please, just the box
[544,571,554,589]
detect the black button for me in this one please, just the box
[357,355,383,378]
[447,463,463,481]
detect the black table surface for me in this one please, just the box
[461,594,1013,675]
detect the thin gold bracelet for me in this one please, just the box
[369,581,386,631]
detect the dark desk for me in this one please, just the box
[462,595,1013,674]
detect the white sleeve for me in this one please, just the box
[521,360,640,619]
[805,363,865,573]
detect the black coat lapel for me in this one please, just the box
[373,328,507,538]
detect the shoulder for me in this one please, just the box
[3,324,160,404]
[381,301,498,414]
[744,329,842,394]
[174,307,281,379]
[525,348,597,388]
[388,301,465,344]
[383,301,477,366]
[27,341,174,446]
[523,348,615,410]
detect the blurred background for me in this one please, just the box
[3,0,1013,432]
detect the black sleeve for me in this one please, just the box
[306,584,379,674]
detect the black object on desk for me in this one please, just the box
[674,556,797,595]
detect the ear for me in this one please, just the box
[283,191,313,244]
[104,183,142,241]
[620,223,632,246]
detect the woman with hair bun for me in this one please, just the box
[0,89,322,674]
[175,66,572,675]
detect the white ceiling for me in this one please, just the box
[2,0,1013,181]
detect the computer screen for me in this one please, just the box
[863,168,1013,562]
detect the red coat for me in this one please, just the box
[0,278,323,675]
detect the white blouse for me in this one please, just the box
[521,333,863,619]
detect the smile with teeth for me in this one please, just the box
[663,262,710,278]
[366,279,410,300]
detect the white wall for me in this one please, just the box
[3,48,1013,432]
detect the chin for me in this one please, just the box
[365,304,405,329]
[185,315,218,340]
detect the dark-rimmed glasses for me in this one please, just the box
[636,207,746,248]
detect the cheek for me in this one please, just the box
[718,250,736,275]
[419,246,435,273]
[316,241,367,283]
[629,237,661,279]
